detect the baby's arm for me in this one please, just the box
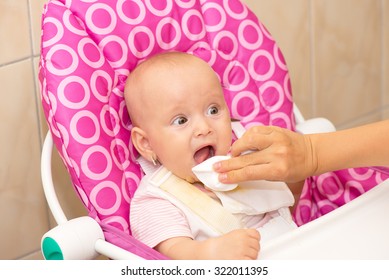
[155,228,260,260]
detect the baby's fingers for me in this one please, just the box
[246,228,261,239]
[245,229,261,259]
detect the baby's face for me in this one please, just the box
[138,54,232,182]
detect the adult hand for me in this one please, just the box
[213,126,318,184]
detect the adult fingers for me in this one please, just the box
[214,150,269,173]
[230,126,275,157]
[218,163,276,183]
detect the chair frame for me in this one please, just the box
[44,104,389,260]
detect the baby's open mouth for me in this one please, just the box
[194,145,215,164]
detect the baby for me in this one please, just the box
[124,52,296,259]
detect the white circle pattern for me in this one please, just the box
[182,9,206,41]
[128,26,155,58]
[57,76,90,109]
[156,17,182,49]
[78,37,105,68]
[202,2,227,32]
[90,70,112,103]
[70,110,100,145]
[90,181,121,215]
[145,0,173,17]
[238,19,263,50]
[85,3,117,35]
[46,44,79,76]
[81,145,113,180]
[42,17,64,47]
[213,30,238,60]
[117,0,146,25]
[63,10,87,36]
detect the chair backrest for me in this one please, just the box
[39,0,294,258]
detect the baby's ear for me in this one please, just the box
[131,127,154,161]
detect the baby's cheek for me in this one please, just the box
[219,142,232,156]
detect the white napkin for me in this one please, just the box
[192,155,238,191]
[192,156,295,215]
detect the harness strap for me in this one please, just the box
[149,166,243,235]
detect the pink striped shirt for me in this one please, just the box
[130,184,193,248]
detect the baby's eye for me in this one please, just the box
[207,106,219,115]
[172,116,188,126]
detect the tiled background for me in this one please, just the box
[0,0,388,260]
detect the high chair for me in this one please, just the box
[39,0,389,260]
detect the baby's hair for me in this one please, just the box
[124,52,208,127]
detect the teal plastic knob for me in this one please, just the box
[42,237,64,260]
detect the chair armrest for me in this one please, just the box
[41,131,68,225]
[41,132,145,260]
[41,216,145,260]
[295,117,336,134]
[261,179,389,259]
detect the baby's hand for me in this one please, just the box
[202,228,260,260]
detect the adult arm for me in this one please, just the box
[214,120,389,184]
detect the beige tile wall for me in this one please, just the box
[0,0,388,259]
[244,0,314,118]
[0,0,86,260]
[244,0,389,128]
[313,0,383,127]
[0,1,31,65]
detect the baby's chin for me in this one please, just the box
[184,174,197,184]
[167,167,196,183]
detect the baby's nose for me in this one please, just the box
[195,118,212,136]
